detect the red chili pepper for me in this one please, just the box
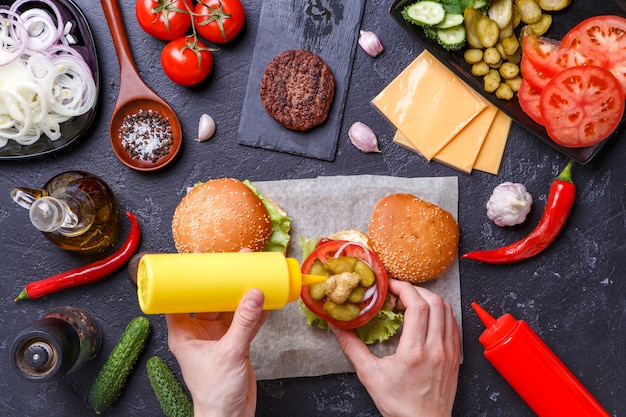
[461,160,575,264]
[15,211,141,301]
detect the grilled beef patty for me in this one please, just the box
[260,50,335,131]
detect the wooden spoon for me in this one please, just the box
[100,0,182,171]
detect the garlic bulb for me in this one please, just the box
[349,122,380,153]
[196,114,216,142]
[486,182,533,227]
[358,30,384,57]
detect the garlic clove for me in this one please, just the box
[349,122,381,153]
[196,114,216,142]
[358,30,384,57]
[486,182,533,227]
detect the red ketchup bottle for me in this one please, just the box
[472,302,610,417]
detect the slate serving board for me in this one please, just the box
[237,0,365,161]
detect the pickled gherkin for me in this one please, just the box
[324,300,360,322]
[324,256,358,274]
[354,260,375,287]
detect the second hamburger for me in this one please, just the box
[171,178,291,254]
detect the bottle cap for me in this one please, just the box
[472,302,518,348]
[285,258,327,302]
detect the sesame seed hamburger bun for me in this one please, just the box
[172,178,273,253]
[368,193,459,283]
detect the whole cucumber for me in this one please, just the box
[146,356,193,417]
[88,316,151,414]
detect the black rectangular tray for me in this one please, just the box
[390,0,626,164]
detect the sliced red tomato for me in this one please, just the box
[539,65,624,148]
[521,31,563,77]
[194,0,245,44]
[136,0,192,41]
[520,52,552,92]
[560,15,626,95]
[301,240,388,330]
[518,78,545,126]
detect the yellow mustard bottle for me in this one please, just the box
[137,252,326,314]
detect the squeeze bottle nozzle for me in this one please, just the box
[136,252,326,314]
[472,302,610,417]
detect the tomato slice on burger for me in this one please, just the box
[539,65,624,148]
[301,240,388,330]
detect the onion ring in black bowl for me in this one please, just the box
[0,0,99,158]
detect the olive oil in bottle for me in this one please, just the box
[11,171,120,254]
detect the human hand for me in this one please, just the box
[166,288,270,417]
[331,279,461,417]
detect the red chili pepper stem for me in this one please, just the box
[461,160,576,264]
[555,159,574,183]
[15,211,141,301]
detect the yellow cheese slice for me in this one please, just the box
[433,106,499,173]
[372,50,487,160]
[473,110,512,175]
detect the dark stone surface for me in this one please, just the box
[0,0,624,416]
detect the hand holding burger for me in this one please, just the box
[331,280,461,417]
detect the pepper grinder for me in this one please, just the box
[11,306,102,382]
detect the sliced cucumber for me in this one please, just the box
[436,25,467,51]
[436,13,465,29]
[473,0,491,10]
[402,1,446,26]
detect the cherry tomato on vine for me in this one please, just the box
[194,0,245,44]
[136,0,193,41]
[161,36,213,86]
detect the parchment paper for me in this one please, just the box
[249,175,462,380]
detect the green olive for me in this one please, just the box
[354,260,375,287]
[324,300,360,321]
[324,256,357,274]
[348,286,365,303]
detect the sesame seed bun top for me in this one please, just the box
[368,193,459,283]
[171,178,272,253]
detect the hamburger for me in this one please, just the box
[368,193,459,283]
[299,193,459,343]
[171,178,290,254]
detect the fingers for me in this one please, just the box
[222,288,266,350]
[165,313,195,353]
[389,280,457,358]
[330,324,376,373]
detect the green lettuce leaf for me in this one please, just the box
[243,180,291,254]
[299,302,403,345]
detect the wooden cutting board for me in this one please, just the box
[237,0,366,161]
